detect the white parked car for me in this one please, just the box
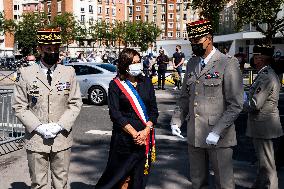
[67,63,117,105]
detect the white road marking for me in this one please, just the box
[85,129,187,141]
[82,105,94,108]
[158,109,174,113]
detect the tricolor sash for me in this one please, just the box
[114,78,156,175]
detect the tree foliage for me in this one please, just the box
[51,12,86,45]
[89,20,161,52]
[190,0,231,32]
[14,13,48,56]
[236,0,284,45]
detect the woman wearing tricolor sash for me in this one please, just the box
[95,48,159,189]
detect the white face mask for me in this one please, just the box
[128,63,143,76]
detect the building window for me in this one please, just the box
[81,8,85,12]
[145,15,148,22]
[89,5,93,13]
[129,7,133,15]
[145,5,149,14]
[98,7,102,14]
[98,0,102,4]
[136,6,141,11]
[183,31,187,38]
[14,5,19,11]
[168,22,174,29]
[177,32,181,38]
[106,8,109,15]
[168,13,174,19]
[14,15,18,20]
[153,6,157,14]
[81,15,85,23]
[152,15,156,22]
[161,23,165,30]
[168,32,173,38]
[161,5,166,12]
[168,4,174,10]
[136,15,141,20]
[112,7,116,16]
[57,1,61,12]
[161,14,166,21]
[136,0,141,2]
[183,14,187,20]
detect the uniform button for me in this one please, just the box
[196,81,200,84]
[195,92,198,95]
[195,114,199,118]
[194,102,198,106]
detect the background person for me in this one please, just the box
[95,48,158,189]
[172,45,185,90]
[12,28,82,189]
[156,49,169,90]
[244,44,283,189]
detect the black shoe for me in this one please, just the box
[162,88,165,90]
[157,87,161,90]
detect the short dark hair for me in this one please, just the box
[176,45,181,49]
[117,48,140,77]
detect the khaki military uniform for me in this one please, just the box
[180,50,243,189]
[13,63,82,189]
[245,66,283,189]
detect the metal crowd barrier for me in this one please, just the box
[0,89,24,155]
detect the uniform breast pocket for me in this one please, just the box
[203,79,222,97]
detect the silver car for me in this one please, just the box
[67,63,117,105]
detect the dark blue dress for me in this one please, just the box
[95,76,159,189]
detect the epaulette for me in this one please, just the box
[261,69,269,74]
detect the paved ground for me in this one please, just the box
[1,86,284,189]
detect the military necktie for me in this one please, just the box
[47,69,52,86]
[201,59,205,72]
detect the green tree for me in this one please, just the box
[14,13,47,56]
[0,12,16,35]
[236,0,284,45]
[51,12,84,47]
[190,0,231,32]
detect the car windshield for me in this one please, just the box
[96,64,117,72]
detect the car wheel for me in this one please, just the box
[88,86,107,105]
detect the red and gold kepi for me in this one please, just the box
[37,28,62,45]
[186,20,213,39]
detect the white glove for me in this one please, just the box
[48,123,63,135]
[206,132,220,145]
[171,124,184,138]
[35,124,56,139]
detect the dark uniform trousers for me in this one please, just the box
[158,69,166,88]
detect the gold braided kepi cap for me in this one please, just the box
[37,28,62,45]
[253,44,274,57]
[186,20,213,39]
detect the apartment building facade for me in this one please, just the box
[126,0,191,40]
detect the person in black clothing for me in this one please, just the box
[156,49,169,90]
[172,45,185,90]
[95,48,159,189]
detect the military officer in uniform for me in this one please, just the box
[12,28,82,189]
[244,44,283,189]
[179,20,243,189]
